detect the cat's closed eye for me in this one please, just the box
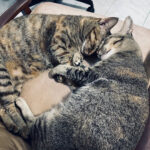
[113,37,124,45]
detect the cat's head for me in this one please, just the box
[97,16,141,60]
[81,17,118,56]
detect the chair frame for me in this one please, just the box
[0,0,32,28]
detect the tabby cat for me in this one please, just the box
[0,14,118,135]
[16,16,149,150]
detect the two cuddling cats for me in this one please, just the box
[0,14,149,150]
[0,14,117,132]
[0,14,118,135]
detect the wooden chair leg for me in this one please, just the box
[76,0,94,12]
[22,6,31,15]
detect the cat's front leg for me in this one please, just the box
[49,64,75,85]
[49,64,99,86]
[0,62,28,136]
[52,52,85,84]
[0,99,29,136]
[15,97,35,139]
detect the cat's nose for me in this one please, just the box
[97,54,102,59]
[74,61,81,66]
[97,50,102,58]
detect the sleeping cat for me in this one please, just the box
[0,14,118,135]
[15,16,149,150]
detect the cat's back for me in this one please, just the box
[0,14,96,45]
[0,14,60,60]
[41,52,149,150]
[71,52,149,149]
[0,14,57,42]
[0,14,93,53]
[33,73,149,150]
[67,66,149,150]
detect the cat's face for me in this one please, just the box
[97,16,141,60]
[97,34,135,60]
[81,17,118,56]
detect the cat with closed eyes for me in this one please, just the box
[14,16,149,150]
[0,14,118,135]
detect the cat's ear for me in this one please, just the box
[98,17,119,31]
[119,16,133,35]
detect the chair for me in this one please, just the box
[0,2,149,150]
[0,0,32,28]
[29,0,95,12]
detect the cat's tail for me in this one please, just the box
[144,51,150,87]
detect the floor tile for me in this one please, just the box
[93,0,116,16]
[105,0,150,26]
[143,12,150,29]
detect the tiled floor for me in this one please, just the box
[93,0,150,28]
[63,0,150,29]
[1,0,150,29]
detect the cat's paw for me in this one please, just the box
[49,64,71,83]
[54,75,64,83]
[15,97,34,123]
[15,97,35,138]
[0,100,27,138]
[72,52,83,66]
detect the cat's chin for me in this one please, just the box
[101,49,115,60]
[101,55,109,60]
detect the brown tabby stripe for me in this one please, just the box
[0,81,11,87]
